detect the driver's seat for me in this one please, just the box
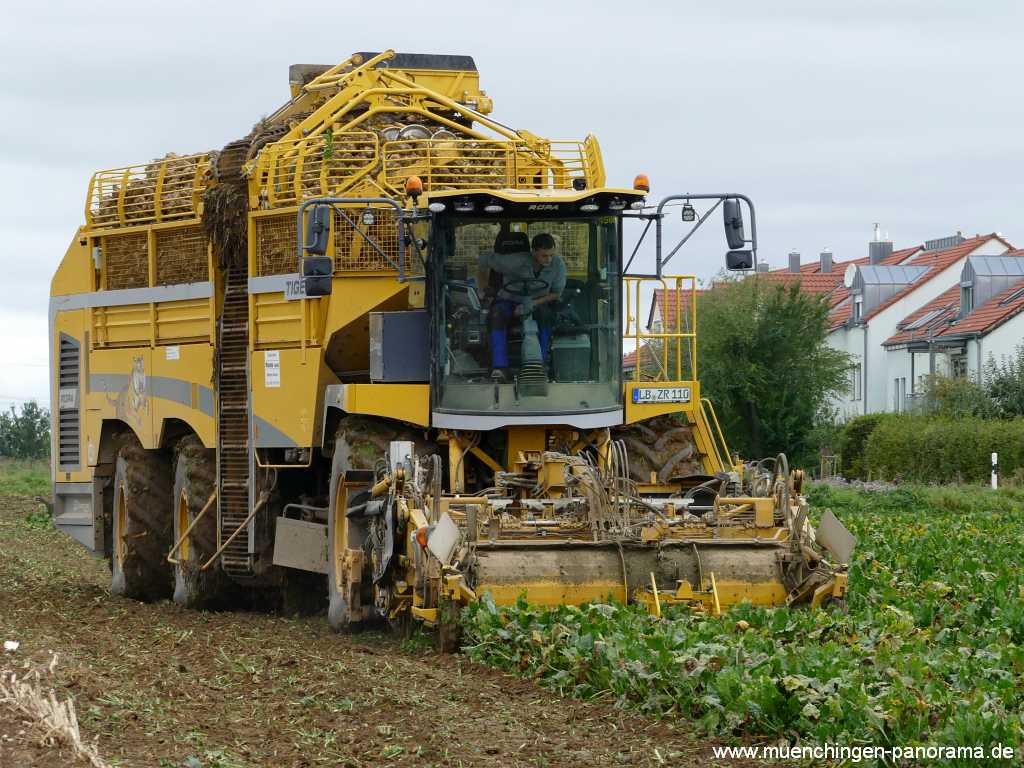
[494,230,530,255]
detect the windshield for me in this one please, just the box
[433,216,622,416]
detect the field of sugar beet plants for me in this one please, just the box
[461,484,1024,764]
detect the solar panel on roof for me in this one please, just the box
[999,285,1024,306]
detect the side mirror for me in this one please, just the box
[302,256,333,297]
[726,250,754,271]
[304,204,331,256]
[723,198,746,250]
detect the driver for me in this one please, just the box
[477,232,566,378]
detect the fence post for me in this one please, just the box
[991,452,998,490]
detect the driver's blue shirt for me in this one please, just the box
[479,250,567,301]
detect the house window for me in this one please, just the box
[853,296,863,322]
[851,363,862,401]
[961,285,974,315]
[952,355,968,379]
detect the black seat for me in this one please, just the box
[494,230,530,254]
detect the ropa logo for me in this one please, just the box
[528,204,559,211]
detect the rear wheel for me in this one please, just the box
[111,443,172,601]
[171,436,229,608]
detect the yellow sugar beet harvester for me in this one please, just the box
[49,49,852,640]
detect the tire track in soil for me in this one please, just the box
[0,494,755,767]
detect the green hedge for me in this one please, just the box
[837,413,893,479]
[864,415,1024,483]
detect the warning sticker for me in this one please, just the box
[264,350,281,388]
[165,345,180,361]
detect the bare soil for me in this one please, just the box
[0,493,757,767]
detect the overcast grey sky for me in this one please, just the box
[2,0,1022,406]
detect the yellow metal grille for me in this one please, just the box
[332,207,403,273]
[256,215,298,276]
[251,131,599,207]
[87,153,211,228]
[382,139,591,192]
[102,233,148,290]
[256,132,379,207]
[156,226,208,286]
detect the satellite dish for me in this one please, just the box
[843,263,857,288]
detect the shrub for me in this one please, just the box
[864,415,1024,483]
[984,343,1024,418]
[837,413,892,479]
[920,373,995,419]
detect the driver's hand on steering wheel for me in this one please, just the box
[514,296,534,316]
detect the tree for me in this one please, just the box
[0,401,51,459]
[696,278,850,464]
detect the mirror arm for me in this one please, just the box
[654,194,758,277]
[658,198,724,275]
[623,217,655,274]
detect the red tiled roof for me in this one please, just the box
[776,246,926,329]
[939,280,1024,336]
[650,288,705,330]
[882,285,960,346]
[828,299,852,329]
[861,234,1010,323]
[756,271,845,294]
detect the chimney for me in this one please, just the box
[869,222,893,264]
[820,248,833,273]
[788,250,801,273]
[755,262,769,273]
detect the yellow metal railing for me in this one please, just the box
[624,275,698,382]
[700,397,734,470]
[253,132,597,205]
[85,153,212,229]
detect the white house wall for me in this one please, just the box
[975,314,1024,381]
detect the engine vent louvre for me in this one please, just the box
[57,335,81,471]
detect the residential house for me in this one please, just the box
[828,233,1012,417]
[882,250,1024,410]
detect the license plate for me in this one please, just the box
[632,386,691,404]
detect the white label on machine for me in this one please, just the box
[284,276,307,301]
[632,386,691,404]
[58,387,77,411]
[264,350,281,388]
[165,345,180,361]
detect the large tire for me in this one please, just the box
[111,443,172,601]
[171,436,230,608]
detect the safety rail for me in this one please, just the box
[85,153,212,229]
[700,397,735,471]
[624,275,698,382]
[383,137,594,192]
[254,132,380,208]
[252,133,599,207]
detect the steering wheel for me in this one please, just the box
[501,277,549,297]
